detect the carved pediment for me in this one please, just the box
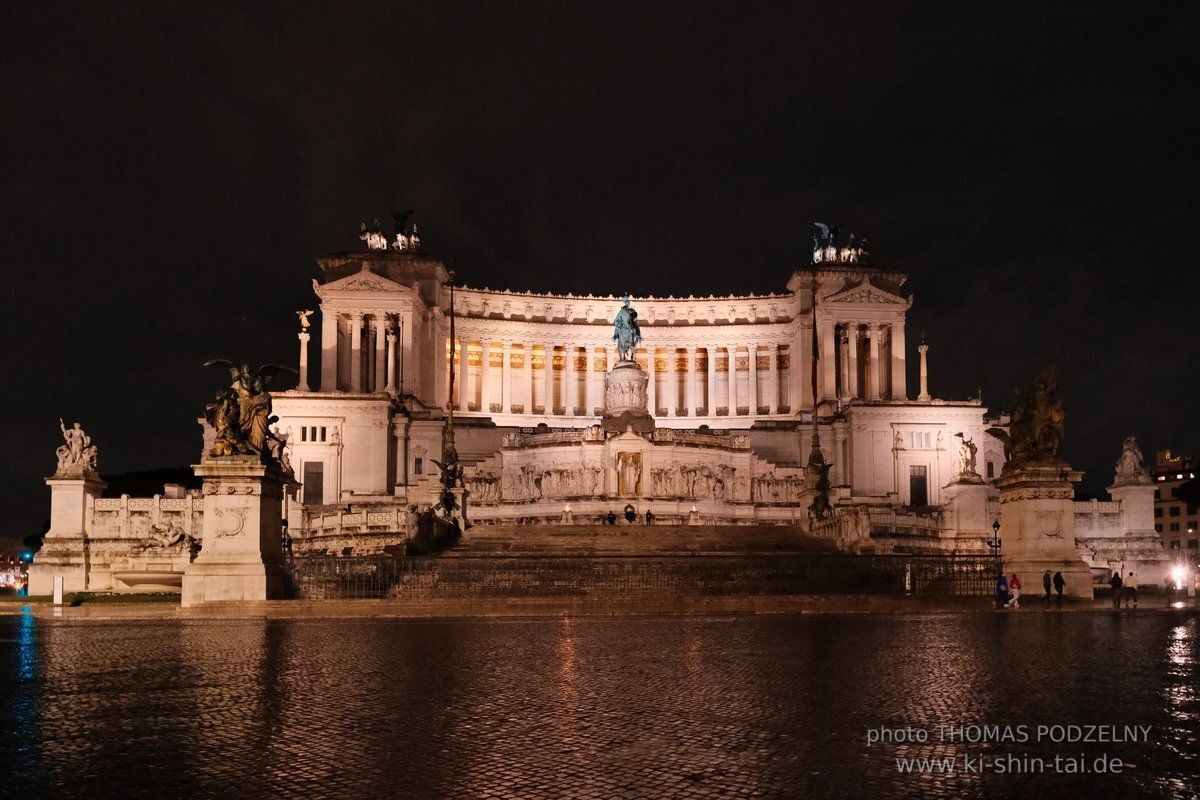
[321,271,408,294]
[823,280,907,305]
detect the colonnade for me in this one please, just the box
[827,321,904,402]
[447,339,794,419]
[320,311,411,394]
[314,310,906,413]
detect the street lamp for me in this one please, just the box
[988,520,1001,552]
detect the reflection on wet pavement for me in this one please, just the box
[0,613,1195,799]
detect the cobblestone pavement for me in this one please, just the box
[1,613,1197,799]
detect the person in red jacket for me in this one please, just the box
[1005,574,1022,609]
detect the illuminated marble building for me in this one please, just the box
[272,232,1003,550]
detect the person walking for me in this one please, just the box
[1109,571,1123,609]
[995,573,1010,609]
[1053,571,1065,605]
[1165,576,1176,607]
[1125,572,1138,608]
[1043,570,1053,606]
[1005,574,1022,608]
[644,509,654,525]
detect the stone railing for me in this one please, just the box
[301,506,413,535]
[294,506,416,556]
[866,508,942,535]
[90,494,205,530]
[661,431,751,450]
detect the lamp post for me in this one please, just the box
[988,519,1002,572]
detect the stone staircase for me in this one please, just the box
[288,523,857,601]
[446,523,835,557]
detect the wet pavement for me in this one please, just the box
[1,613,1197,799]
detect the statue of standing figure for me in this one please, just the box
[56,418,98,473]
[612,294,642,362]
[1113,436,1151,485]
[955,432,979,478]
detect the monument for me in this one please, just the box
[28,419,107,595]
[182,360,296,606]
[987,366,1092,597]
[602,294,654,434]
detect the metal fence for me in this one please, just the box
[284,553,1001,600]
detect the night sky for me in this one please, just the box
[3,3,1197,545]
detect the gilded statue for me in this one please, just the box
[986,365,1066,474]
[203,360,297,461]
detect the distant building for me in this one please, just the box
[1154,450,1199,555]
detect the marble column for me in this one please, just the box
[918,339,931,402]
[870,325,884,401]
[700,345,710,417]
[386,327,397,393]
[374,316,387,392]
[480,341,493,411]
[768,343,779,415]
[747,343,758,415]
[890,323,907,400]
[297,331,311,391]
[646,347,657,416]
[543,344,554,414]
[349,313,364,392]
[564,344,576,415]
[686,346,698,417]
[837,328,850,400]
[847,327,859,399]
[822,318,837,402]
[501,340,513,413]
[399,316,412,395]
[457,336,469,409]
[667,347,678,416]
[585,346,596,415]
[319,310,337,392]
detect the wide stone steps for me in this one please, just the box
[445,524,835,557]
[290,553,868,600]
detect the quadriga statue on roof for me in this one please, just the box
[203,360,297,461]
[612,294,642,362]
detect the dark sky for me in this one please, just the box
[3,2,1197,543]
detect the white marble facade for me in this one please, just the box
[270,250,996,520]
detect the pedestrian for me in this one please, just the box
[1043,570,1053,606]
[1124,572,1138,608]
[1005,574,1022,609]
[645,509,654,525]
[1108,571,1123,609]
[995,573,1010,609]
[1165,576,1176,607]
[1053,571,1065,605]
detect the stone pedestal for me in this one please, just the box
[602,361,654,434]
[995,465,1092,598]
[182,456,288,607]
[1103,482,1168,584]
[942,477,991,552]
[29,470,108,596]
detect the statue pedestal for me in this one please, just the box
[942,477,991,552]
[182,457,288,607]
[996,465,1092,598]
[602,361,654,434]
[1101,482,1168,584]
[29,471,107,596]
